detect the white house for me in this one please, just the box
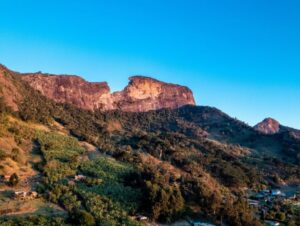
[271,189,282,196]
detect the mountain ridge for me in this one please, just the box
[17,67,196,112]
[0,64,195,112]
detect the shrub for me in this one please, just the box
[0,149,7,160]
[9,173,19,186]
[276,212,286,221]
[11,147,26,164]
[71,209,96,226]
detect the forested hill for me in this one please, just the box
[0,65,299,225]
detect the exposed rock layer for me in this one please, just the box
[254,118,280,134]
[20,73,195,112]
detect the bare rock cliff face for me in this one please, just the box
[21,73,195,112]
[21,74,113,110]
[254,118,280,134]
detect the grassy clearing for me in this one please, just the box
[0,195,65,217]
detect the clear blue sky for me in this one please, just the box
[1,0,299,128]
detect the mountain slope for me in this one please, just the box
[254,117,300,161]
[0,64,299,225]
[0,65,23,111]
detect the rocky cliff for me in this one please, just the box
[20,72,195,112]
[254,118,280,134]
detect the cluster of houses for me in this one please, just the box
[247,188,299,226]
[248,188,298,206]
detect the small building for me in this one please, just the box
[248,199,259,207]
[28,191,38,199]
[14,191,38,200]
[271,189,282,196]
[193,222,216,226]
[14,191,27,199]
[136,215,148,221]
[74,175,86,181]
[285,192,296,200]
[265,220,280,226]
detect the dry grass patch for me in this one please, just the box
[7,116,49,132]
[107,119,122,132]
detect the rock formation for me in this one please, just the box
[254,118,280,134]
[20,72,195,112]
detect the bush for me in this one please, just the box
[71,209,96,226]
[0,149,7,160]
[9,173,19,186]
[287,220,297,226]
[276,212,286,221]
[11,147,26,164]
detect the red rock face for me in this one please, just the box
[21,73,195,112]
[21,74,113,110]
[254,118,280,134]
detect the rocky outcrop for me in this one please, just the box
[111,76,195,112]
[21,73,195,112]
[21,73,113,110]
[254,118,280,134]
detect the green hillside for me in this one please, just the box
[0,68,299,225]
